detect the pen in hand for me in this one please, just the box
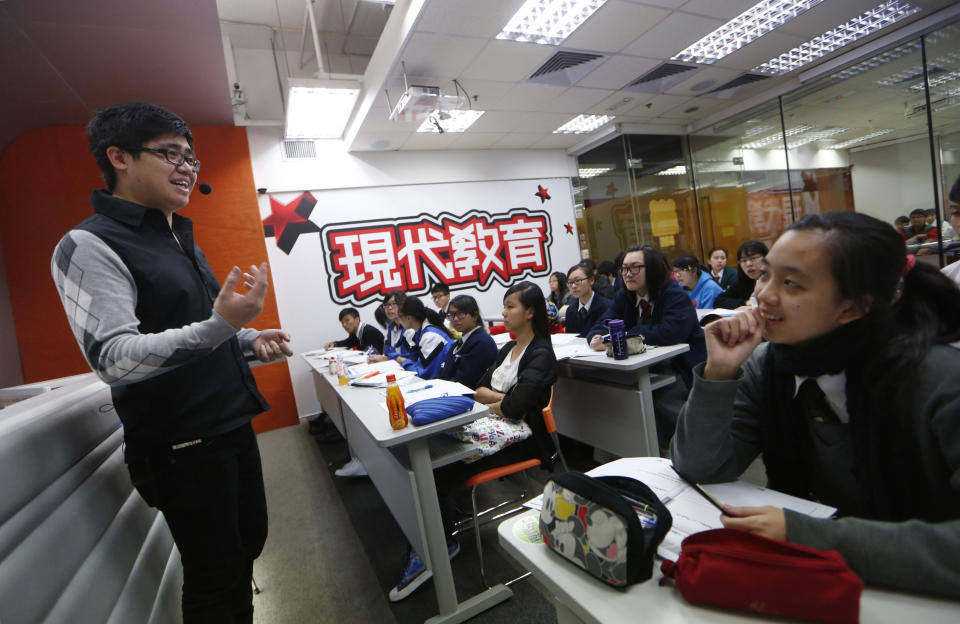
[671,465,728,515]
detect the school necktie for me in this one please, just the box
[795,378,840,425]
[453,339,463,353]
[639,299,651,321]
[578,306,588,321]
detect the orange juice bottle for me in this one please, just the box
[386,374,407,430]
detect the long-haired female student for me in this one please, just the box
[389,281,558,601]
[395,296,456,379]
[671,211,960,598]
[564,261,612,336]
[368,291,412,363]
[713,240,768,310]
[437,295,498,389]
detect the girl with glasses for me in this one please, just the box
[564,262,612,337]
[437,295,498,389]
[395,297,456,379]
[714,240,769,310]
[368,291,413,363]
[672,212,960,598]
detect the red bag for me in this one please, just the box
[660,529,863,624]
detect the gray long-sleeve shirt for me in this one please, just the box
[671,343,960,599]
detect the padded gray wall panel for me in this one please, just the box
[106,514,180,624]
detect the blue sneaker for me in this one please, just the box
[388,540,460,602]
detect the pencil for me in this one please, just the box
[671,465,728,515]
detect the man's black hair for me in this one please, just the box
[894,215,910,225]
[338,308,360,321]
[429,282,450,295]
[909,208,927,218]
[87,102,194,192]
[597,260,616,276]
[671,254,702,275]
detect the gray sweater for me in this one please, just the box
[671,343,960,599]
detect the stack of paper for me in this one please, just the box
[350,369,417,387]
[401,379,475,405]
[524,457,836,561]
[348,360,404,378]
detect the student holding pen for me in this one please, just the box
[671,212,960,598]
[369,291,414,363]
[437,295,498,389]
[394,297,456,379]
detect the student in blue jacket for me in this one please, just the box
[395,296,456,379]
[671,254,723,309]
[437,295,498,389]
[564,261,612,336]
[587,244,706,388]
[369,291,413,363]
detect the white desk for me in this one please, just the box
[553,341,690,457]
[498,511,958,624]
[304,357,513,624]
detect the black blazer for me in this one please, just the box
[334,324,385,353]
[564,294,612,336]
[477,334,558,464]
[438,328,498,389]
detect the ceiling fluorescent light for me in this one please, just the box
[825,129,894,149]
[578,165,615,178]
[498,0,609,46]
[656,165,687,176]
[753,1,921,76]
[554,114,615,134]
[786,127,849,148]
[672,0,825,65]
[742,124,813,148]
[285,78,361,139]
[416,109,485,133]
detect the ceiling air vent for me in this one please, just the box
[622,62,699,94]
[282,140,317,159]
[704,73,771,99]
[526,49,606,86]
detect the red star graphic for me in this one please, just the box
[606,182,617,197]
[263,193,313,240]
[564,223,574,234]
[535,184,551,203]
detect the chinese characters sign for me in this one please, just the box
[320,209,553,304]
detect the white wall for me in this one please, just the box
[246,127,579,417]
[850,137,937,224]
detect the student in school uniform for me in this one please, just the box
[395,297,456,379]
[587,245,705,387]
[671,211,960,598]
[389,281,558,601]
[369,291,413,363]
[437,295,498,389]
[714,240,768,310]
[707,246,738,290]
[564,261,612,336]
[430,282,451,318]
[671,254,724,309]
[324,307,384,353]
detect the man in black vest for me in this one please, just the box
[51,102,292,624]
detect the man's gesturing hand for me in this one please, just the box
[253,330,293,362]
[215,262,269,330]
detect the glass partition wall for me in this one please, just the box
[576,19,960,268]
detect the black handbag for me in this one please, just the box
[539,472,672,587]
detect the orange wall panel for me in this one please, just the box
[0,125,296,431]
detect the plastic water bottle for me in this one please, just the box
[608,319,628,360]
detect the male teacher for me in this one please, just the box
[51,102,292,623]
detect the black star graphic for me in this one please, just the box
[535,185,551,203]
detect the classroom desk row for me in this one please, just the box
[498,509,957,624]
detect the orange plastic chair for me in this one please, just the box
[459,386,567,587]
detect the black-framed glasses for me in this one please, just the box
[447,310,469,321]
[136,147,201,172]
[568,277,589,286]
[739,254,763,265]
[383,302,398,309]
[621,264,645,275]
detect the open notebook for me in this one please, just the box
[524,457,836,561]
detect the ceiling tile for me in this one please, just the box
[620,12,725,59]
[623,0,687,8]
[679,0,758,20]
[461,40,557,82]
[400,33,488,78]
[587,92,646,116]
[530,133,584,149]
[538,87,614,114]
[459,80,516,110]
[562,1,671,53]
[449,133,507,149]
[416,0,524,38]
[467,110,525,133]
[642,94,694,116]
[351,132,415,151]
[400,132,463,150]
[490,133,541,149]
[665,66,744,96]
[577,55,661,89]
[512,111,589,133]
[493,84,568,112]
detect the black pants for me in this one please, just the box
[126,423,268,624]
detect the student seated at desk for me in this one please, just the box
[389,281,558,601]
[368,291,413,363]
[714,240,768,310]
[394,297,455,379]
[707,246,738,290]
[587,245,705,388]
[437,295,498,389]
[671,211,960,598]
[671,254,724,309]
[324,307,384,352]
[564,261,611,336]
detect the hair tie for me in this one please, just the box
[902,253,916,275]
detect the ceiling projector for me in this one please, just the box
[389,85,464,123]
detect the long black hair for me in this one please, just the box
[548,271,569,307]
[728,239,768,299]
[399,296,455,338]
[504,281,551,340]
[448,294,484,332]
